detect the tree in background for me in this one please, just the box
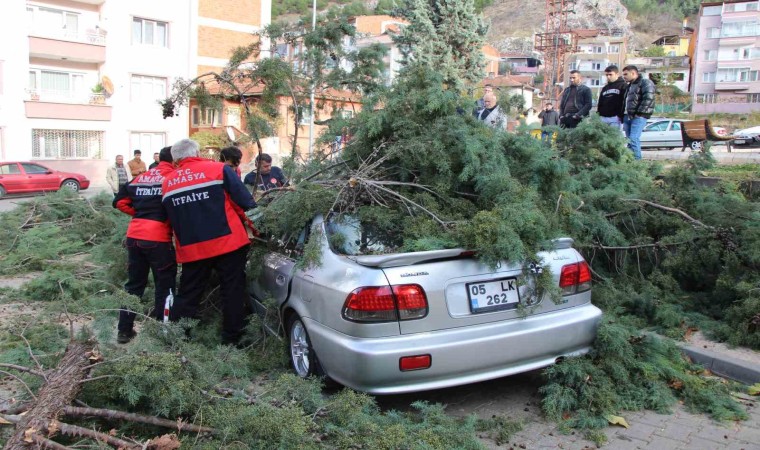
[393,0,488,90]
[161,13,386,159]
[640,45,666,57]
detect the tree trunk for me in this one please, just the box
[3,341,93,450]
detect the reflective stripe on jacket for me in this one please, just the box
[113,161,174,242]
[161,157,256,263]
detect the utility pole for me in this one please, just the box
[307,0,316,157]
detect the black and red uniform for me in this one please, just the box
[113,162,177,333]
[162,157,256,343]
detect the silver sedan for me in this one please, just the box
[249,214,602,394]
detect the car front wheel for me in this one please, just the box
[61,179,80,193]
[287,314,324,378]
[690,141,703,151]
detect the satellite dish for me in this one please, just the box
[101,76,114,96]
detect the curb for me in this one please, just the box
[677,342,760,385]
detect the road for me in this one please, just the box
[377,370,760,449]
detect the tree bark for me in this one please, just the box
[3,341,94,450]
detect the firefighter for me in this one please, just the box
[162,139,256,345]
[113,146,177,343]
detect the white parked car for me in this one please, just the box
[732,125,760,147]
[641,119,728,150]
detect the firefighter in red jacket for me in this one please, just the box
[113,146,177,343]
[162,138,256,345]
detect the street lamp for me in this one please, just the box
[308,0,316,157]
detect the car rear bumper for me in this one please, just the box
[306,302,602,394]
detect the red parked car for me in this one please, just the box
[0,162,90,197]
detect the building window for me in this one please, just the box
[708,27,720,38]
[721,21,759,38]
[591,62,602,70]
[132,17,168,47]
[191,106,222,127]
[592,45,603,54]
[27,5,79,40]
[274,43,289,58]
[32,129,104,159]
[703,72,716,82]
[130,75,167,102]
[725,2,759,12]
[704,50,717,61]
[28,69,87,101]
[130,132,165,152]
[341,109,354,119]
[589,79,602,86]
[717,68,759,82]
[608,44,620,53]
[226,106,241,129]
[748,93,760,103]
[697,94,718,104]
[703,5,722,15]
[299,105,312,125]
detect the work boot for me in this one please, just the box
[117,329,137,344]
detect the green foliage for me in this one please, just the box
[476,415,523,445]
[622,0,700,19]
[640,45,666,57]
[394,0,489,90]
[541,320,748,431]
[190,130,232,149]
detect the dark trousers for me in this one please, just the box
[119,238,177,331]
[170,245,250,343]
[560,115,582,129]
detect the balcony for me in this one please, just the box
[714,82,751,91]
[24,90,111,121]
[29,27,106,63]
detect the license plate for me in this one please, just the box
[734,139,745,145]
[467,278,520,313]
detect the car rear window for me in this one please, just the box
[326,214,402,256]
[0,164,20,175]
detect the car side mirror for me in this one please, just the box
[46,170,54,174]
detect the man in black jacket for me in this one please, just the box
[538,103,560,141]
[597,65,627,130]
[559,70,593,128]
[622,65,656,160]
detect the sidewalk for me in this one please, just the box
[642,144,760,164]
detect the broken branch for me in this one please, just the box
[62,406,215,434]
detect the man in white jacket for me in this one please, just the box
[106,155,129,197]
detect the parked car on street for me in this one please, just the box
[731,125,760,147]
[0,161,90,197]
[249,214,602,394]
[641,118,728,150]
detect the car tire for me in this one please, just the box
[0,185,6,198]
[61,179,80,193]
[690,141,703,151]
[286,313,325,379]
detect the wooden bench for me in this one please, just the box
[680,119,734,152]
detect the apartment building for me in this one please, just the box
[0,0,269,185]
[565,30,627,101]
[625,56,691,93]
[692,0,760,114]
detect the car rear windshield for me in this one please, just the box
[325,214,402,256]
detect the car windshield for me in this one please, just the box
[325,214,402,256]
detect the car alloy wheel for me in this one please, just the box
[0,186,6,198]
[287,314,320,378]
[61,179,80,192]
[690,141,703,151]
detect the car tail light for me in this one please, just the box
[399,354,431,371]
[343,284,429,322]
[393,284,428,320]
[559,261,592,295]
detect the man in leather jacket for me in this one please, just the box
[622,65,656,160]
[559,70,593,128]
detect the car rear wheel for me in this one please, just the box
[61,179,80,193]
[0,185,6,198]
[287,314,324,378]
[690,141,703,151]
